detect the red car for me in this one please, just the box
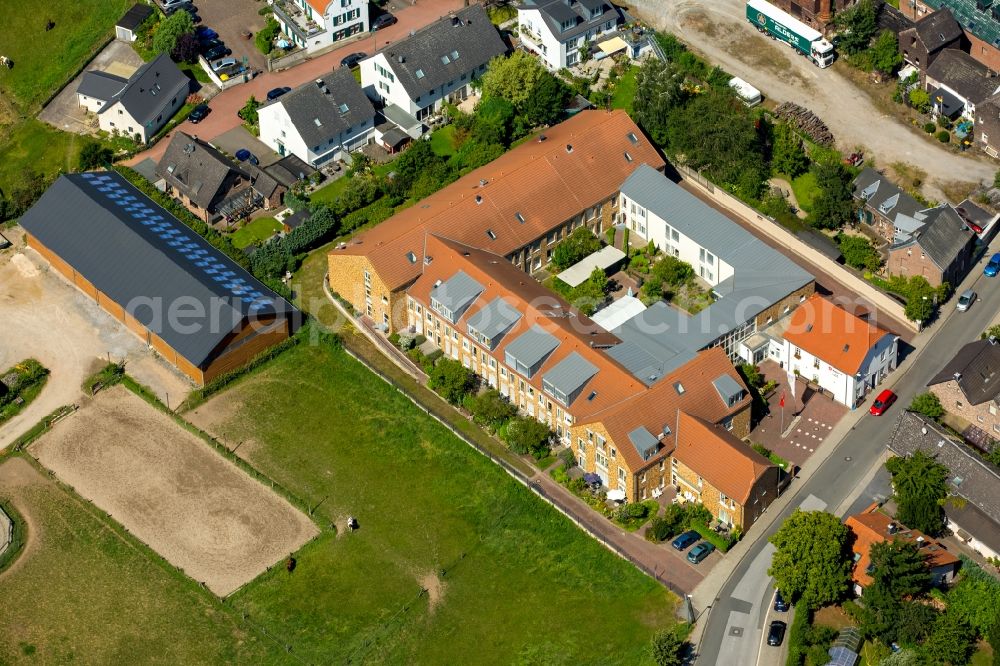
[870,390,897,416]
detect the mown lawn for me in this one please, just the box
[0,0,131,113]
[611,66,640,114]
[231,216,282,249]
[201,343,677,664]
[0,458,277,665]
[430,125,459,157]
[0,119,87,192]
[788,171,820,213]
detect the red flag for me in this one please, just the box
[779,393,785,408]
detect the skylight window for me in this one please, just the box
[627,132,638,144]
[451,50,460,60]
[415,68,425,79]
[624,151,632,162]
[515,212,525,224]
[486,229,497,240]
[338,103,349,113]
[314,118,322,127]
[441,54,451,64]
[406,251,417,263]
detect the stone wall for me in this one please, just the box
[930,379,1000,441]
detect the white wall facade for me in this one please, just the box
[259,101,375,166]
[98,85,185,143]
[275,0,369,55]
[517,7,619,69]
[619,193,735,288]
[780,333,897,408]
[360,53,487,120]
[77,93,107,114]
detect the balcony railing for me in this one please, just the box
[272,0,326,40]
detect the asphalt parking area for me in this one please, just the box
[210,126,281,167]
[195,0,269,73]
[38,41,144,136]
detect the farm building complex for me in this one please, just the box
[18,172,299,385]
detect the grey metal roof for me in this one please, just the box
[887,411,1000,541]
[892,204,975,270]
[283,209,311,230]
[466,297,522,349]
[542,351,598,406]
[852,168,924,222]
[927,48,1000,104]
[99,53,189,127]
[628,426,659,461]
[274,67,376,149]
[613,165,813,380]
[520,0,621,42]
[956,198,997,229]
[379,5,507,101]
[713,374,745,406]
[504,324,559,377]
[18,172,297,368]
[430,270,484,323]
[157,132,239,210]
[117,3,154,31]
[927,338,1000,405]
[77,70,128,101]
[607,303,700,384]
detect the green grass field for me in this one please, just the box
[788,171,820,213]
[0,119,89,193]
[0,0,131,113]
[611,66,640,114]
[430,125,459,157]
[0,458,278,664]
[231,216,282,249]
[196,342,677,664]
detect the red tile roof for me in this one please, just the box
[331,110,664,292]
[846,502,960,588]
[671,412,774,505]
[783,294,893,375]
[305,0,330,15]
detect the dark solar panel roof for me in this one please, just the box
[19,172,297,367]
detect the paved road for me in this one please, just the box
[126,0,464,167]
[628,0,996,199]
[693,244,1000,665]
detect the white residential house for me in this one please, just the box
[779,294,898,409]
[258,67,377,166]
[80,54,189,143]
[271,0,369,54]
[517,0,621,70]
[359,5,507,132]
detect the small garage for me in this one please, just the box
[115,4,154,42]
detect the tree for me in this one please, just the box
[171,31,200,63]
[836,0,878,55]
[924,611,976,666]
[551,227,601,270]
[255,17,279,55]
[472,96,515,146]
[651,626,687,666]
[946,566,1000,636]
[771,123,809,178]
[465,389,517,432]
[988,609,1000,665]
[896,601,939,645]
[857,540,932,643]
[909,88,931,114]
[870,30,903,75]
[522,71,570,127]
[632,58,684,146]
[152,10,194,57]
[568,268,609,316]
[651,255,694,286]
[768,509,852,609]
[837,234,882,271]
[78,142,114,171]
[480,51,544,111]
[904,294,934,324]
[427,358,475,404]
[239,96,261,126]
[908,392,944,419]
[885,452,949,536]
[810,163,856,230]
[501,416,552,456]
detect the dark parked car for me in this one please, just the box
[188,104,210,123]
[203,44,231,61]
[234,149,259,166]
[686,542,715,564]
[671,530,700,552]
[196,26,218,41]
[266,86,291,101]
[372,13,397,30]
[773,590,789,613]
[340,51,367,69]
[767,621,787,647]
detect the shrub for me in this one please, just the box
[558,447,576,469]
[909,392,944,419]
[255,18,280,55]
[466,389,517,431]
[501,416,552,457]
[923,122,935,133]
[936,130,950,143]
[427,358,473,405]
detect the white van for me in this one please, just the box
[729,77,762,107]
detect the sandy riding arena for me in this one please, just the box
[30,386,318,595]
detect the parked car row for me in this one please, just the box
[163,0,199,22]
[670,529,716,564]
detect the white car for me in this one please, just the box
[162,0,192,7]
[957,289,977,312]
[210,57,237,72]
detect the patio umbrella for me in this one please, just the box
[607,489,626,502]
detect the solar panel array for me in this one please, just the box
[80,172,273,313]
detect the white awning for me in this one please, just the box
[555,245,626,287]
[607,489,627,501]
[598,37,628,56]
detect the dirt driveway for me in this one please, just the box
[196,0,269,73]
[38,41,144,136]
[629,0,996,199]
[0,230,191,450]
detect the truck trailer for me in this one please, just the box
[746,0,834,68]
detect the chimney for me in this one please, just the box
[887,522,898,535]
[916,535,926,547]
[538,134,547,142]
[818,0,832,24]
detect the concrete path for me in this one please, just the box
[629,0,996,200]
[126,0,465,168]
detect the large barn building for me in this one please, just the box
[19,172,300,385]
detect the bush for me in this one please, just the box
[909,392,944,419]
[785,607,812,666]
[936,130,950,143]
[558,447,576,469]
[500,416,552,457]
[466,389,517,431]
[255,17,280,55]
[923,122,935,134]
[427,358,474,405]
